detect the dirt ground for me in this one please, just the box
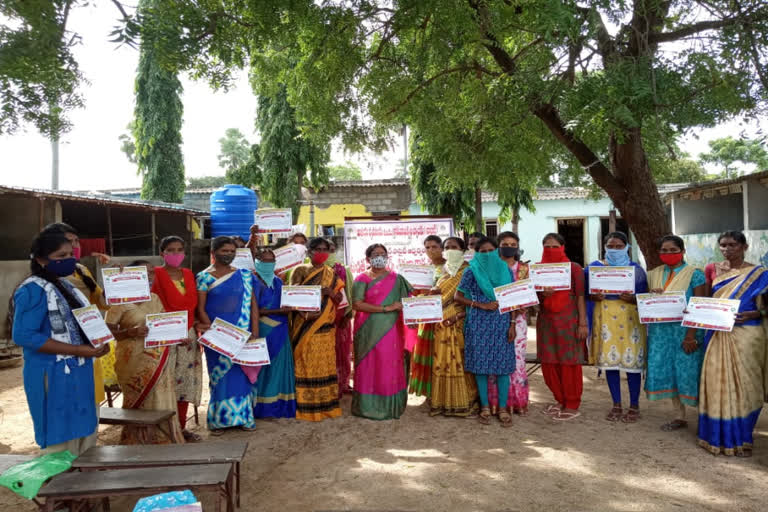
[1,343,767,511]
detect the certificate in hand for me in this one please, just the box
[636,292,687,323]
[144,311,188,348]
[529,263,571,291]
[198,318,251,359]
[254,208,292,234]
[232,248,255,271]
[102,266,151,305]
[231,338,271,367]
[402,296,443,325]
[273,243,307,274]
[400,264,435,290]
[494,279,539,314]
[72,305,115,348]
[588,266,636,295]
[682,297,740,332]
[281,285,322,312]
[338,288,349,309]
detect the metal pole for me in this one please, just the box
[310,199,316,238]
[402,125,408,176]
[106,206,114,256]
[609,208,617,233]
[151,213,157,255]
[51,138,59,190]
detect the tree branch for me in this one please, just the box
[648,18,738,44]
[386,66,474,115]
[110,0,130,19]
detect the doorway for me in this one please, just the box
[557,218,585,267]
[599,217,630,259]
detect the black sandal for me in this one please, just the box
[660,420,688,431]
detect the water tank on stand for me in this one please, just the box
[210,185,258,241]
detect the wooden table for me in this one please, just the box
[73,441,248,507]
[38,464,234,512]
[0,454,34,475]
[98,407,177,444]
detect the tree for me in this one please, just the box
[187,176,228,188]
[118,122,137,164]
[132,0,185,203]
[699,137,768,178]
[328,162,363,181]
[654,156,711,184]
[217,128,251,176]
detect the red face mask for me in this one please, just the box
[659,252,684,266]
[542,246,568,263]
[311,252,329,265]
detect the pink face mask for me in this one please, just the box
[163,253,185,268]
[72,247,82,260]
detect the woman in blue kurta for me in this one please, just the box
[252,248,297,418]
[454,236,516,427]
[197,236,260,434]
[11,231,109,454]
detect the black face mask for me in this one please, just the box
[215,253,235,265]
[499,247,520,260]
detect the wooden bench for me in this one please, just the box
[525,353,542,376]
[0,454,34,475]
[99,407,178,444]
[73,441,248,507]
[38,464,234,512]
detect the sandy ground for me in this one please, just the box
[1,338,768,511]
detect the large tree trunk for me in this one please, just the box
[512,207,520,234]
[474,185,483,233]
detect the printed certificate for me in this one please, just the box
[529,263,571,291]
[588,266,636,295]
[231,338,271,367]
[254,208,292,234]
[273,243,307,274]
[232,248,255,271]
[281,285,322,312]
[102,266,151,305]
[494,279,539,314]
[145,311,188,348]
[338,288,349,309]
[72,305,115,348]
[636,292,687,323]
[198,318,250,359]
[402,296,443,325]
[682,297,740,332]
[400,264,436,290]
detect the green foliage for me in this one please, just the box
[187,175,228,188]
[653,156,711,184]
[132,0,184,203]
[118,122,137,164]
[699,136,768,177]
[328,162,363,181]
[217,128,251,175]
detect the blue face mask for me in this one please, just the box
[605,246,631,266]
[255,260,277,287]
[47,257,77,277]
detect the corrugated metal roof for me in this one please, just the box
[662,170,768,198]
[482,183,690,202]
[0,185,207,215]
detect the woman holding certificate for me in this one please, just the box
[327,240,355,398]
[698,231,768,457]
[455,237,516,427]
[536,233,588,422]
[586,231,648,423]
[197,236,261,434]
[352,244,413,420]
[107,260,186,444]
[11,231,109,454]
[151,235,203,442]
[290,238,346,422]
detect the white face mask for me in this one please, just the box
[370,255,388,268]
[443,250,465,276]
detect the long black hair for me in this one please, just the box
[41,222,98,293]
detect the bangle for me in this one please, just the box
[471,301,475,308]
[381,305,386,313]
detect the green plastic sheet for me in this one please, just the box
[0,451,76,500]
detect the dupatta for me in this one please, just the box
[152,267,198,327]
[290,265,344,350]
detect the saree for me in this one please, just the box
[106,294,184,444]
[698,265,768,455]
[429,264,478,417]
[252,276,297,418]
[290,264,346,422]
[332,263,354,397]
[408,263,443,397]
[196,268,257,430]
[586,261,648,371]
[352,272,413,420]
[645,264,706,406]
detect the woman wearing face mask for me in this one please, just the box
[586,231,648,423]
[151,236,203,442]
[326,240,355,398]
[644,235,706,432]
[107,260,187,444]
[698,231,768,457]
[290,238,346,421]
[351,244,413,420]
[196,236,261,434]
[11,231,109,454]
[455,237,516,427]
[537,233,588,422]
[251,248,297,418]
[427,237,478,417]
[487,232,531,416]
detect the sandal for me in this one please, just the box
[241,425,258,432]
[541,404,561,416]
[736,448,753,458]
[605,406,623,422]
[514,407,529,417]
[661,419,688,432]
[478,407,492,425]
[209,429,225,437]
[621,407,640,423]
[553,410,581,421]
[182,430,203,443]
[498,408,513,428]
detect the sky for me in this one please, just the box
[0,2,764,192]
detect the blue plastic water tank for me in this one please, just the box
[210,185,258,241]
